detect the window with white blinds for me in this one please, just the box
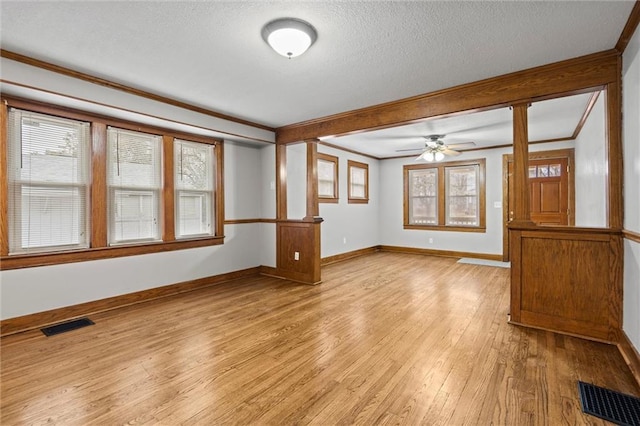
[107,127,162,244]
[174,139,214,238]
[317,153,339,202]
[348,160,369,203]
[7,109,91,254]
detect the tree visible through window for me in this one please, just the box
[404,159,485,231]
[107,127,163,244]
[175,139,214,237]
[7,109,90,254]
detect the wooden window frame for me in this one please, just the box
[347,160,369,204]
[317,153,339,203]
[0,97,224,270]
[403,158,486,232]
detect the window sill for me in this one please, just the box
[348,198,369,204]
[403,224,486,233]
[0,236,225,270]
[318,198,339,204]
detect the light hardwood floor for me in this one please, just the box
[1,252,638,425]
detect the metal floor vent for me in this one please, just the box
[578,381,640,426]
[41,317,94,336]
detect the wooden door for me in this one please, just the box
[507,158,569,225]
[529,158,569,225]
[503,149,574,260]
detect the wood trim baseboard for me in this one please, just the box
[378,245,503,261]
[321,246,380,265]
[618,330,640,388]
[0,266,261,337]
[623,229,640,244]
[258,265,321,286]
[224,218,277,225]
[507,317,616,345]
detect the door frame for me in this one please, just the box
[502,148,575,261]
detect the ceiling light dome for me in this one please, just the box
[262,18,317,58]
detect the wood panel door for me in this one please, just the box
[503,149,575,260]
[528,158,569,225]
[507,158,570,225]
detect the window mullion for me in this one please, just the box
[163,135,175,241]
[90,122,108,248]
[438,166,446,226]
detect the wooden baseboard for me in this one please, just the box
[0,266,261,337]
[508,318,616,345]
[378,245,503,261]
[618,331,640,388]
[321,246,379,265]
[259,266,321,286]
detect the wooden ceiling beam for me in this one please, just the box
[276,50,620,144]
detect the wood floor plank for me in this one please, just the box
[1,252,638,425]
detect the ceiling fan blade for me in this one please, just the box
[442,148,461,157]
[446,142,476,149]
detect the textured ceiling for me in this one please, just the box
[1,1,635,132]
[323,91,598,158]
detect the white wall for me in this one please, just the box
[259,145,277,268]
[0,141,266,320]
[574,92,608,227]
[379,141,574,256]
[286,143,307,220]
[623,25,640,352]
[318,146,380,258]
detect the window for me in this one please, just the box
[404,159,485,232]
[175,139,214,238]
[317,153,338,203]
[107,127,163,244]
[1,98,224,270]
[348,160,369,204]
[7,109,90,254]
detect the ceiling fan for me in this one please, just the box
[396,134,476,161]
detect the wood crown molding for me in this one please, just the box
[276,50,619,144]
[616,1,640,53]
[0,49,275,132]
[0,266,262,337]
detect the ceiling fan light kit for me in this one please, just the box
[411,134,472,162]
[262,18,317,58]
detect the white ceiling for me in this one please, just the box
[324,91,598,158]
[0,1,634,156]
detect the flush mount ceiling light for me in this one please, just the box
[262,18,317,59]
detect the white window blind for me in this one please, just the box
[7,109,90,254]
[174,139,214,238]
[318,159,336,198]
[350,167,366,198]
[107,127,162,244]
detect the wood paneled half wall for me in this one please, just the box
[509,225,622,343]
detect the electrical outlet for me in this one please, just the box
[428,238,434,244]
[343,237,347,245]
[294,251,300,261]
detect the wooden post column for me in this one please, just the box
[510,103,534,226]
[304,139,320,221]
